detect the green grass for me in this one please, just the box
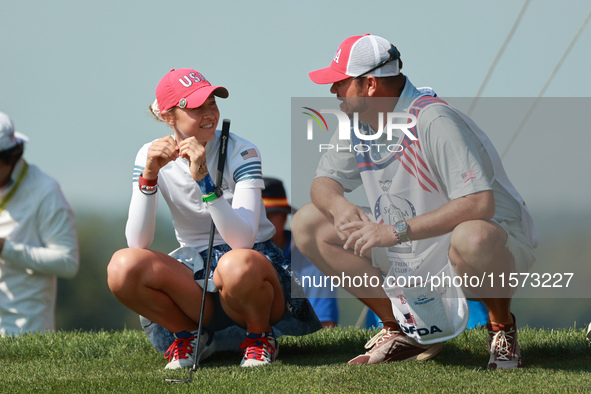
[1,327,590,393]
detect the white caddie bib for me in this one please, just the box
[352,95,469,343]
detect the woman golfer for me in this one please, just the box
[107,68,319,369]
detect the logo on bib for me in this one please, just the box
[400,324,444,337]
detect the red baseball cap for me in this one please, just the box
[155,68,229,112]
[309,34,401,84]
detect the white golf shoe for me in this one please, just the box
[164,330,216,370]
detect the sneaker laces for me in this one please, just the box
[364,328,398,350]
[489,330,514,362]
[164,336,195,362]
[239,336,276,362]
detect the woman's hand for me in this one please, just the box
[143,135,179,180]
[179,137,209,181]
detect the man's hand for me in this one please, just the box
[329,199,371,241]
[341,221,399,257]
[310,177,372,242]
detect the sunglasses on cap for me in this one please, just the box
[353,45,401,80]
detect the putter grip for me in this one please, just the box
[217,119,230,184]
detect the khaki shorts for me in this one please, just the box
[496,219,536,274]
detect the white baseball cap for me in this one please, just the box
[0,112,28,151]
[309,34,401,84]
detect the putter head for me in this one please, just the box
[165,367,194,383]
[165,378,192,383]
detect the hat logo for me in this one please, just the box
[179,98,187,108]
[333,48,342,63]
[178,72,207,88]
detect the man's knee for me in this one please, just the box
[451,220,507,256]
[292,203,317,233]
[291,203,325,246]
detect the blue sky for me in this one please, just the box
[1,0,590,217]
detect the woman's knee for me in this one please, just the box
[107,248,143,293]
[215,250,274,290]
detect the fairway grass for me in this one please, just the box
[1,326,590,392]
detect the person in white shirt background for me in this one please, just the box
[0,111,79,337]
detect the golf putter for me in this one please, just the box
[166,119,231,383]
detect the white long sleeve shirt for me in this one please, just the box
[125,130,275,251]
[0,159,79,336]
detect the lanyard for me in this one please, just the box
[0,160,29,214]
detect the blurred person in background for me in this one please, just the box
[0,111,79,336]
[263,177,338,328]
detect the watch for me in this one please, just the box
[393,220,409,243]
[202,186,223,203]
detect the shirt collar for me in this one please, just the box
[358,77,428,137]
[393,76,423,113]
[11,159,25,181]
[0,158,25,194]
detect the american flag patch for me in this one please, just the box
[240,148,258,160]
[461,170,476,183]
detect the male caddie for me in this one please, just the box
[292,34,537,370]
